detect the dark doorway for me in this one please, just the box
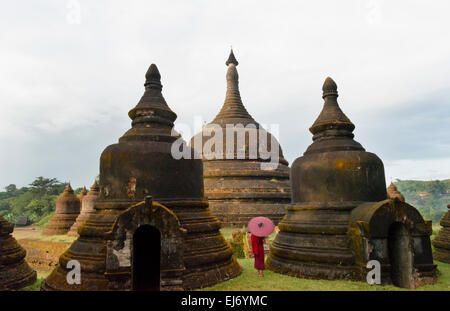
[132,225,161,291]
[388,222,413,288]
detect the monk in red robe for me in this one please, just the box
[251,234,266,277]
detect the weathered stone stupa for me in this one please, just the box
[42,64,241,291]
[0,215,36,290]
[267,77,436,288]
[190,50,291,227]
[387,182,405,202]
[68,181,100,236]
[433,204,450,263]
[78,186,88,203]
[42,184,81,235]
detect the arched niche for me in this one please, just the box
[348,199,436,288]
[105,197,187,291]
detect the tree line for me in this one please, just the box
[0,177,83,226]
[395,179,449,223]
[0,177,448,227]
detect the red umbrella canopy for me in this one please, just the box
[248,217,274,237]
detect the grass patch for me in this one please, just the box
[20,271,51,291]
[199,259,450,291]
[13,226,77,243]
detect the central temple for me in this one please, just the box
[191,50,291,227]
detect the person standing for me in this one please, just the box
[248,216,274,278]
[251,233,266,277]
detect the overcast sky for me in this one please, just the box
[0,0,449,189]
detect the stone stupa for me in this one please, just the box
[267,77,436,288]
[387,182,405,202]
[68,181,100,236]
[190,50,291,227]
[0,215,36,290]
[78,186,88,203]
[42,184,81,235]
[433,204,450,263]
[42,63,241,291]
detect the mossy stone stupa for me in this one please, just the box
[68,181,100,236]
[0,215,36,290]
[387,182,405,202]
[433,204,450,263]
[190,50,291,227]
[42,64,241,291]
[42,184,81,235]
[267,77,436,288]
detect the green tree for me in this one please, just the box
[5,184,17,193]
[29,177,67,196]
[426,180,446,195]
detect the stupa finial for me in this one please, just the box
[144,64,162,90]
[65,183,74,193]
[226,48,239,66]
[322,77,338,98]
[127,63,177,128]
[91,180,99,191]
[212,49,253,121]
[305,77,363,154]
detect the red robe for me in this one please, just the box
[251,234,265,270]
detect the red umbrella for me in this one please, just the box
[248,217,274,237]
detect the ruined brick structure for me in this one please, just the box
[68,181,100,236]
[0,215,36,290]
[41,64,241,291]
[190,50,291,227]
[267,77,436,288]
[387,182,405,202]
[42,184,81,235]
[433,204,450,263]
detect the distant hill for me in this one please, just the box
[394,179,449,223]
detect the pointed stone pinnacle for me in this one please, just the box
[226,49,239,66]
[91,180,99,190]
[144,63,162,89]
[65,183,74,193]
[322,76,338,98]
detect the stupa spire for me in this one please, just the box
[213,49,253,121]
[127,63,176,129]
[387,182,405,202]
[91,179,99,190]
[310,77,354,134]
[225,48,239,66]
[65,183,74,193]
[305,77,363,155]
